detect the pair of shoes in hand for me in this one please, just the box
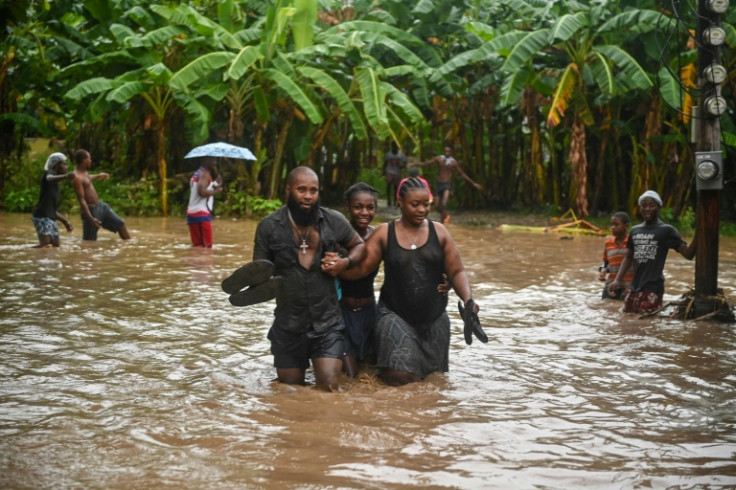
[222,260,283,306]
[458,299,488,345]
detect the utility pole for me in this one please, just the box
[692,0,729,315]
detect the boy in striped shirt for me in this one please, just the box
[598,212,633,299]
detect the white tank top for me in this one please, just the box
[187,167,215,216]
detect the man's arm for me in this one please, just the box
[408,156,437,168]
[197,169,213,198]
[336,224,387,280]
[322,231,366,277]
[677,235,697,260]
[55,211,73,232]
[90,172,110,181]
[46,172,75,183]
[437,223,473,304]
[342,233,366,272]
[253,219,273,261]
[454,162,483,190]
[598,245,609,281]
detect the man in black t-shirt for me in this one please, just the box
[31,153,75,248]
[607,190,696,314]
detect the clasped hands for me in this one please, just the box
[321,251,351,277]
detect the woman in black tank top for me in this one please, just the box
[335,177,482,386]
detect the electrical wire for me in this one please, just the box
[655,0,734,186]
[654,0,727,120]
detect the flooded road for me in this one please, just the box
[1,210,735,489]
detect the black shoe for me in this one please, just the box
[229,276,283,306]
[222,260,274,294]
[458,299,488,345]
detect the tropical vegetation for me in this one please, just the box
[1,0,734,222]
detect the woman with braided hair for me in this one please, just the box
[324,177,483,386]
[338,182,380,377]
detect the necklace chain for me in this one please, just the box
[400,219,421,250]
[288,210,311,255]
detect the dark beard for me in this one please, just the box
[287,194,319,227]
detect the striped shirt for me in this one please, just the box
[602,235,634,285]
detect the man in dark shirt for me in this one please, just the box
[608,190,696,314]
[31,152,75,247]
[253,166,365,391]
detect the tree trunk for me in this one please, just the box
[547,131,561,210]
[590,123,609,213]
[569,115,588,217]
[157,120,168,216]
[307,112,338,166]
[525,88,544,205]
[251,122,265,197]
[268,112,294,200]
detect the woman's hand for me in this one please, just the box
[321,251,342,277]
[437,273,450,295]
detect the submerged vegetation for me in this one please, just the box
[1,0,734,222]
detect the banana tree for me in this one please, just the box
[498,5,658,216]
[167,0,329,197]
[318,20,436,141]
[169,1,427,196]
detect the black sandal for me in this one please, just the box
[229,276,284,307]
[458,299,488,345]
[221,260,274,294]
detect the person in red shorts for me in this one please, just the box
[607,191,696,314]
[186,157,222,247]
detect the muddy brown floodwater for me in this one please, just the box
[1,210,735,489]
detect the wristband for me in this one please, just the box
[346,257,353,269]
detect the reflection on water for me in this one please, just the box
[1,211,735,489]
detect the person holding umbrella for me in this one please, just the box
[184,142,256,248]
[186,156,223,248]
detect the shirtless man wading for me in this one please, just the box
[71,149,130,241]
[409,145,482,223]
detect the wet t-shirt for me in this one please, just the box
[628,220,686,296]
[32,171,60,219]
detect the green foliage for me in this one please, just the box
[2,0,734,225]
[3,187,38,213]
[219,183,281,218]
[219,184,248,216]
[357,166,386,200]
[246,195,282,218]
[721,222,736,237]
[672,207,696,236]
[87,178,163,217]
[661,206,695,236]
